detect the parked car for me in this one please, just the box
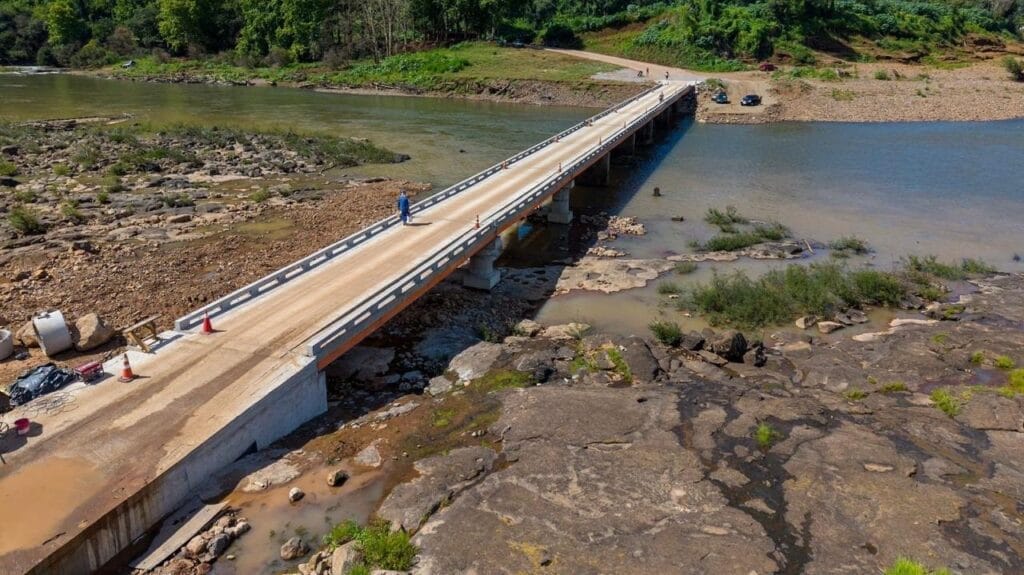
[740,94,762,106]
[711,91,729,104]
[759,62,777,72]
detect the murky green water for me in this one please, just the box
[3,72,1022,337]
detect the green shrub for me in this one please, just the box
[0,160,18,176]
[843,389,868,401]
[322,519,417,571]
[994,355,1015,369]
[61,199,84,221]
[904,255,996,280]
[675,262,698,275]
[754,422,780,449]
[8,205,45,235]
[829,236,870,255]
[649,320,683,347]
[1003,56,1024,82]
[831,89,855,101]
[53,164,71,176]
[14,190,36,203]
[96,190,110,204]
[969,351,985,365]
[704,205,747,227]
[1002,369,1024,396]
[930,389,961,417]
[880,381,908,393]
[753,221,790,241]
[884,557,952,575]
[658,282,683,295]
[161,193,195,208]
[250,189,272,203]
[703,232,763,252]
[874,69,891,80]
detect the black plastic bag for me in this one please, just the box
[8,363,77,406]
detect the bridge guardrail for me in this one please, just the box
[174,83,668,331]
[306,84,690,360]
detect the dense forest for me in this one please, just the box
[1,0,1021,68]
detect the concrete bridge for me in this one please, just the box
[0,81,695,574]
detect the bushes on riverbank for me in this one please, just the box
[688,262,906,327]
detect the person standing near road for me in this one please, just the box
[397,190,411,225]
[664,71,669,80]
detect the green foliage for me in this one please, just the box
[844,389,868,400]
[53,164,70,176]
[161,192,194,207]
[249,189,271,203]
[96,190,110,204]
[690,263,906,328]
[880,381,908,393]
[13,189,37,203]
[327,50,470,89]
[1003,56,1024,82]
[752,221,790,241]
[884,557,952,575]
[904,255,996,280]
[432,407,456,428]
[831,88,855,101]
[754,422,780,449]
[60,199,83,221]
[675,261,698,275]
[969,351,985,365]
[649,320,683,347]
[657,281,683,295]
[930,388,961,417]
[1002,369,1024,396]
[705,205,747,227]
[830,236,870,255]
[994,355,1015,369]
[322,519,417,571]
[606,348,633,383]
[8,204,45,235]
[874,69,891,80]
[0,160,18,177]
[474,370,532,393]
[702,232,763,252]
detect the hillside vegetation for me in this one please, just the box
[1,0,1021,72]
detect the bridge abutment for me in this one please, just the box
[547,181,574,224]
[463,237,503,290]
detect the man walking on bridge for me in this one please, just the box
[397,190,411,225]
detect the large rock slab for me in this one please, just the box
[72,313,115,351]
[554,258,674,294]
[447,342,502,381]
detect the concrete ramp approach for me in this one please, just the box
[0,81,695,574]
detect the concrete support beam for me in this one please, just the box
[548,181,574,224]
[463,237,503,290]
[579,153,611,187]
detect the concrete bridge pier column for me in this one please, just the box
[548,181,574,224]
[464,237,503,290]
[640,121,654,144]
[580,153,611,186]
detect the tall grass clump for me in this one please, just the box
[322,519,417,571]
[675,261,698,275]
[904,255,995,280]
[702,232,762,252]
[884,557,952,575]
[704,205,747,229]
[0,160,17,177]
[689,262,906,328]
[657,281,683,295]
[649,320,683,347]
[8,205,45,235]
[829,236,870,255]
[930,388,961,417]
[754,422,780,449]
[1003,56,1024,82]
[753,221,791,241]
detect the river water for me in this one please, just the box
[3,72,1022,328]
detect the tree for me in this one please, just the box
[45,0,86,46]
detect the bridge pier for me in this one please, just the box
[547,181,574,224]
[639,121,654,145]
[579,153,611,186]
[463,237,503,290]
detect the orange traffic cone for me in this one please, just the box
[119,354,135,382]
[201,311,214,335]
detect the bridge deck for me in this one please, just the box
[0,81,692,574]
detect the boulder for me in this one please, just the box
[73,313,115,351]
[426,376,454,397]
[288,487,305,503]
[206,532,231,557]
[795,315,818,330]
[326,469,349,487]
[680,331,705,351]
[15,321,39,348]
[697,350,729,367]
[184,535,207,557]
[817,321,844,334]
[618,337,660,382]
[540,323,591,340]
[847,309,869,324]
[743,344,767,367]
[514,319,542,337]
[448,342,502,381]
[707,330,747,362]
[331,541,363,575]
[280,537,309,561]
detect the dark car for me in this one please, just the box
[740,94,762,106]
[759,62,776,72]
[711,91,729,104]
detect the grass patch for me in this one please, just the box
[431,408,456,428]
[606,348,633,383]
[60,200,84,222]
[880,381,908,393]
[322,519,417,571]
[53,164,71,177]
[702,232,763,252]
[969,351,985,365]
[657,282,683,295]
[874,69,891,80]
[930,388,962,417]
[904,255,996,280]
[0,160,18,177]
[831,89,855,101]
[994,355,1015,370]
[754,422,781,450]
[161,193,195,208]
[474,370,532,393]
[675,261,698,275]
[250,189,272,203]
[648,321,683,347]
[8,205,45,235]
[753,221,791,241]
[884,557,952,575]
[704,205,748,229]
[931,333,948,345]
[843,389,868,401]
[999,369,1024,397]
[689,263,906,328]
[14,189,37,203]
[829,236,870,255]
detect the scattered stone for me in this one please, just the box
[288,487,305,503]
[679,331,705,351]
[280,537,309,561]
[514,319,542,337]
[15,321,39,348]
[326,469,349,487]
[72,312,115,351]
[817,321,844,334]
[426,376,454,397]
[697,350,729,367]
[707,330,747,362]
[795,315,818,329]
[448,342,503,381]
[354,441,383,468]
[848,309,869,323]
[331,541,362,575]
[540,323,591,340]
[863,463,895,473]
